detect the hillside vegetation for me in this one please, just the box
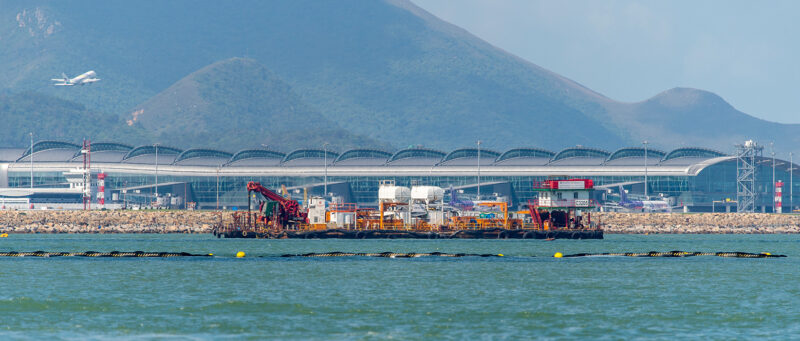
[0,0,797,153]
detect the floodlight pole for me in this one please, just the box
[29,132,33,189]
[791,152,794,212]
[771,142,775,213]
[643,140,648,199]
[323,142,329,198]
[154,143,159,207]
[477,140,482,200]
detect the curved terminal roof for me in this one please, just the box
[387,148,446,166]
[70,142,134,163]
[122,145,183,164]
[18,140,81,162]
[173,148,234,166]
[663,147,726,161]
[439,148,500,166]
[494,148,555,166]
[549,146,610,166]
[282,149,339,166]
[334,149,391,166]
[227,149,286,166]
[605,147,666,166]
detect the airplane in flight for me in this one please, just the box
[52,70,100,86]
[617,186,672,212]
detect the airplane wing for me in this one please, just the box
[53,83,74,86]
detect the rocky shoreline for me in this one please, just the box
[0,211,799,234]
[597,212,800,234]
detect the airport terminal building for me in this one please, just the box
[0,141,795,212]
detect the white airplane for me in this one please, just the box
[52,70,100,86]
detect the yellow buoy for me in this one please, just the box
[0,233,8,238]
[208,253,214,256]
[497,254,504,257]
[236,251,245,258]
[554,252,563,258]
[764,252,771,256]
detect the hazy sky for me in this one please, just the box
[413,0,799,124]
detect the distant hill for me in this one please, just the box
[130,58,386,151]
[0,91,147,147]
[603,88,800,152]
[0,0,797,153]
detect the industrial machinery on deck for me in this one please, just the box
[246,181,308,229]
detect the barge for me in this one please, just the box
[213,179,603,240]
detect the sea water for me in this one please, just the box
[0,234,797,340]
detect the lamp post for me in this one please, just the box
[154,143,159,207]
[477,140,482,200]
[216,165,220,211]
[29,132,33,189]
[771,142,775,213]
[323,142,329,198]
[791,152,794,212]
[643,140,648,199]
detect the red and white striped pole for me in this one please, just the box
[775,181,783,214]
[97,173,106,209]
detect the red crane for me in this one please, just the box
[247,181,308,228]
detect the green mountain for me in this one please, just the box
[0,0,796,153]
[0,91,148,147]
[129,57,386,151]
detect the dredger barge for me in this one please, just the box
[213,179,603,240]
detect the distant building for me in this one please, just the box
[0,141,794,212]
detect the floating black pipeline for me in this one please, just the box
[279,251,505,258]
[0,251,213,257]
[558,251,786,258]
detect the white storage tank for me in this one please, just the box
[378,185,411,203]
[411,186,444,203]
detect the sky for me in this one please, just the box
[413,0,799,124]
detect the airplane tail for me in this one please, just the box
[449,185,456,203]
[618,186,628,203]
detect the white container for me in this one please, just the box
[378,185,411,203]
[411,186,444,203]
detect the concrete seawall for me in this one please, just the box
[0,211,799,234]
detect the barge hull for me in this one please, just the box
[215,229,603,240]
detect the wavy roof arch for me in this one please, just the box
[123,145,183,161]
[282,149,339,164]
[441,148,500,163]
[228,149,286,164]
[607,147,666,162]
[19,140,81,161]
[387,148,446,164]
[495,148,555,163]
[334,149,391,164]
[173,148,233,165]
[663,147,726,161]
[552,147,610,162]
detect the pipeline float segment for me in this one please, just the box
[279,251,505,258]
[0,251,213,257]
[556,251,786,258]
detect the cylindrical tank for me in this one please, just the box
[378,185,410,203]
[411,186,444,203]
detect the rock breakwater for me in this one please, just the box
[596,212,800,234]
[0,210,222,234]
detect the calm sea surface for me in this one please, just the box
[0,234,797,340]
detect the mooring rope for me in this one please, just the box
[280,251,505,258]
[556,251,786,258]
[0,251,213,257]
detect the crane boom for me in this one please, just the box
[247,181,307,227]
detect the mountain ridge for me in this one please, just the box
[0,0,796,153]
